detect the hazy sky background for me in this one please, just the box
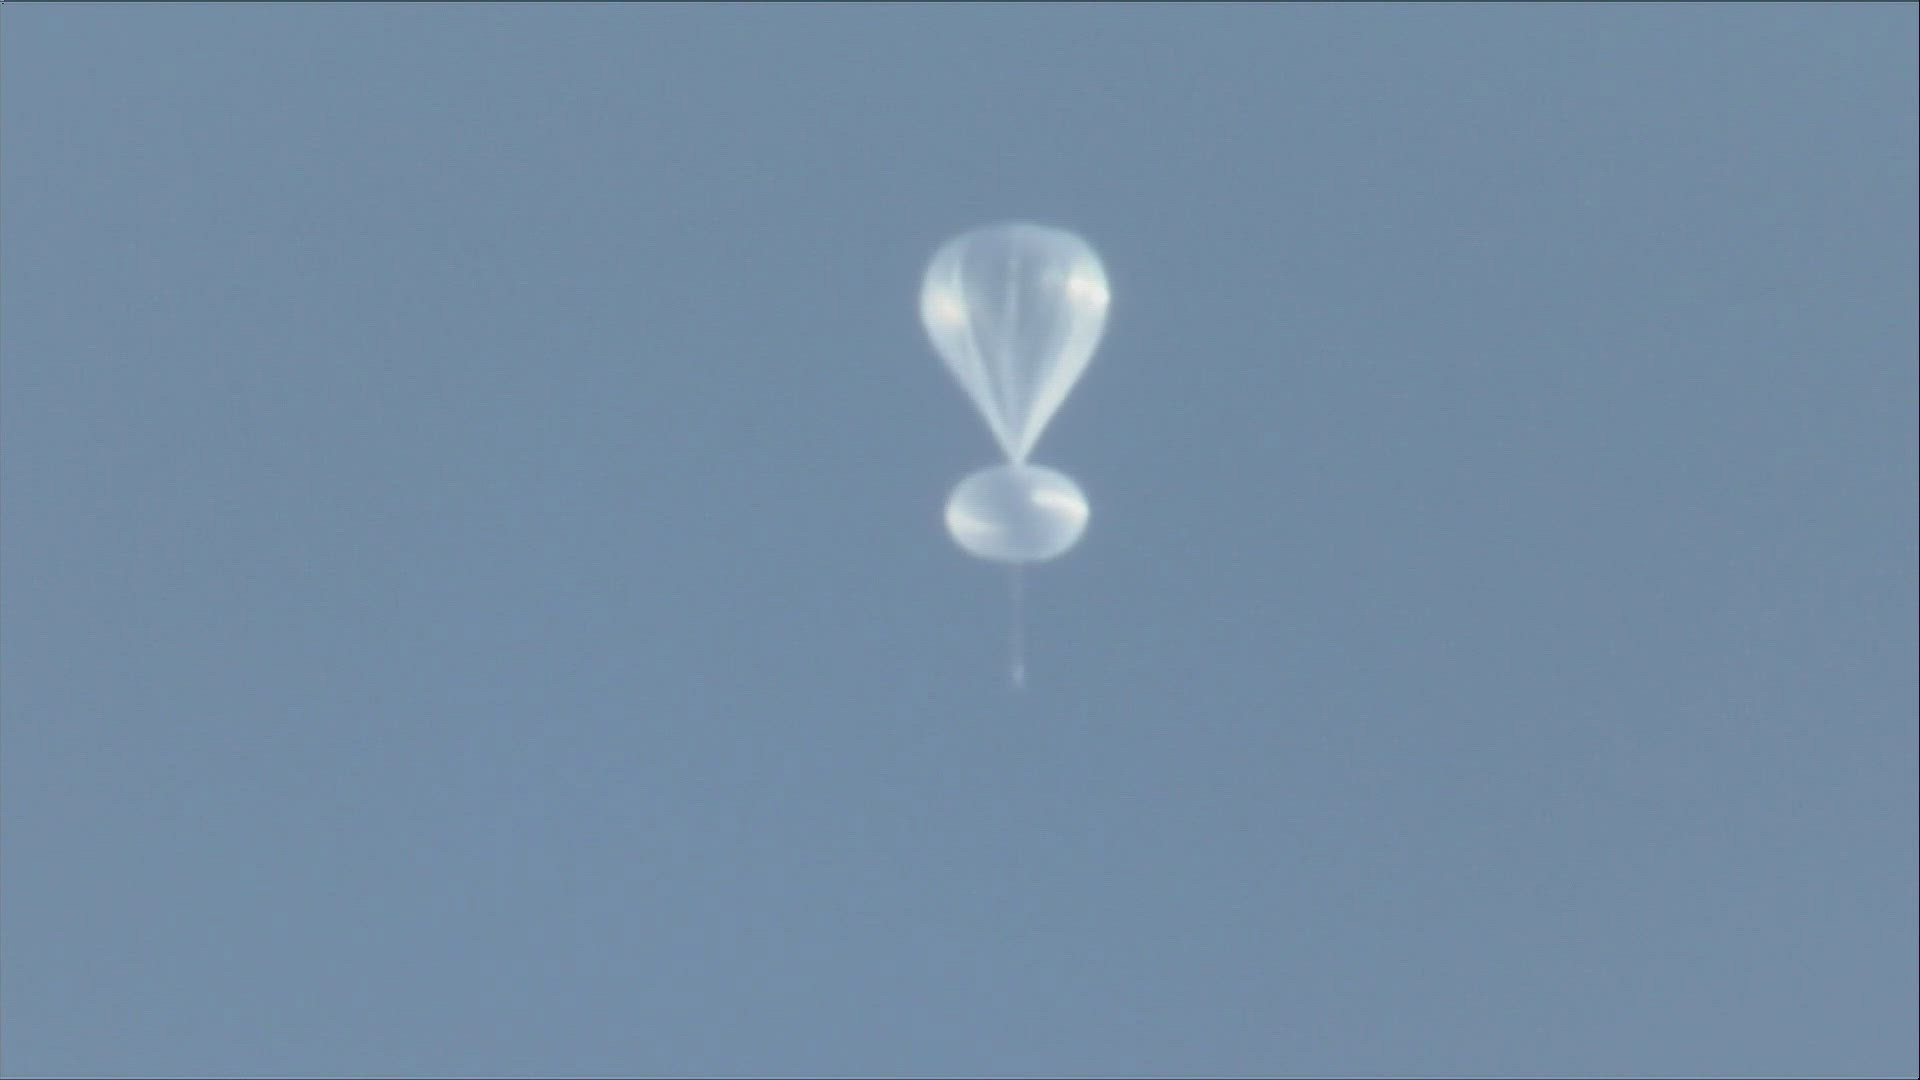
[4,4,1915,1077]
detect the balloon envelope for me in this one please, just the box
[944,462,1089,563]
[920,222,1109,463]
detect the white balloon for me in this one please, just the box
[944,463,1089,564]
[919,222,1109,464]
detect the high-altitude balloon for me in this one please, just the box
[919,221,1110,685]
[919,222,1110,465]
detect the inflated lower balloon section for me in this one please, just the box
[945,464,1090,564]
[920,221,1108,564]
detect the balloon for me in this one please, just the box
[919,221,1110,685]
[919,222,1110,465]
[944,463,1089,564]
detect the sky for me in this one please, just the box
[3,4,1915,1077]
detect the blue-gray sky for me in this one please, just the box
[3,5,1915,1077]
